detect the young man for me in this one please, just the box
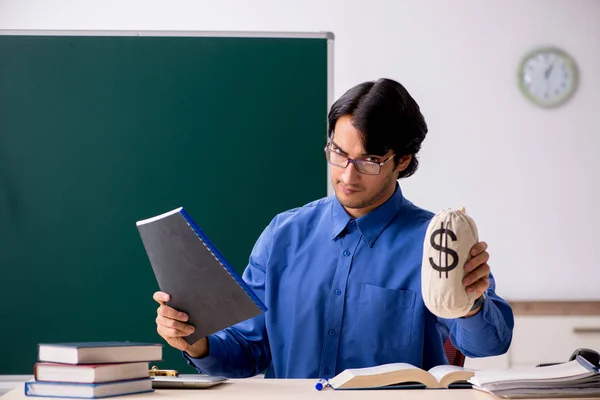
[153,78,514,379]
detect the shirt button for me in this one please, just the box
[334,289,342,296]
[343,250,350,257]
[328,329,336,336]
[324,368,331,375]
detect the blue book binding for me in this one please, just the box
[25,378,153,398]
[137,207,267,345]
[179,208,267,312]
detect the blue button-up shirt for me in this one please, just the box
[185,185,514,378]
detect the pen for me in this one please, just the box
[315,378,328,391]
[148,366,179,376]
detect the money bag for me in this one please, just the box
[421,208,479,318]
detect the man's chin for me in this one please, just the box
[335,193,367,210]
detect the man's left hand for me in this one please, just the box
[462,241,491,299]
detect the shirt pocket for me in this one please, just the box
[353,284,416,351]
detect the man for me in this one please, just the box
[153,78,514,379]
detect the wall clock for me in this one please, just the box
[518,47,578,108]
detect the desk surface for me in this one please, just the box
[2,379,600,400]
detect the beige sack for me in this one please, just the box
[422,208,479,318]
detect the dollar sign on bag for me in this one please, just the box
[429,222,458,278]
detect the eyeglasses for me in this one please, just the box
[324,144,395,175]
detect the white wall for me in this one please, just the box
[1,0,599,300]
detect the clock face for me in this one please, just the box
[518,47,578,108]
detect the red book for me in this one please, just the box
[34,362,149,383]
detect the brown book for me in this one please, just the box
[37,342,162,365]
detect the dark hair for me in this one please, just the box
[327,78,428,179]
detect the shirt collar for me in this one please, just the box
[331,197,353,240]
[331,183,404,246]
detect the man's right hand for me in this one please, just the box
[153,291,209,358]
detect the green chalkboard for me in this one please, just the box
[0,32,331,374]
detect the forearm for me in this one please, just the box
[462,305,482,319]
[183,320,271,378]
[184,337,209,358]
[450,293,514,358]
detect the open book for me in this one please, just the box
[327,363,475,390]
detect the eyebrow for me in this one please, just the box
[330,140,375,158]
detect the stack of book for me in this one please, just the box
[25,342,162,398]
[469,355,600,399]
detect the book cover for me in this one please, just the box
[37,342,162,365]
[24,378,153,398]
[34,362,150,383]
[136,207,267,345]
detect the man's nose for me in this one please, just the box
[341,161,360,182]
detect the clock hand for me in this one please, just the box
[544,63,555,80]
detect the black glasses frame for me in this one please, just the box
[324,144,395,175]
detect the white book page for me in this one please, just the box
[136,207,182,225]
[348,363,418,376]
[428,365,474,383]
[471,360,590,386]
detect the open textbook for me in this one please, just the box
[327,363,475,390]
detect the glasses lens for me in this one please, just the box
[326,149,348,167]
[355,160,380,175]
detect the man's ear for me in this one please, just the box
[395,154,412,173]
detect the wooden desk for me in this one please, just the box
[2,379,599,400]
